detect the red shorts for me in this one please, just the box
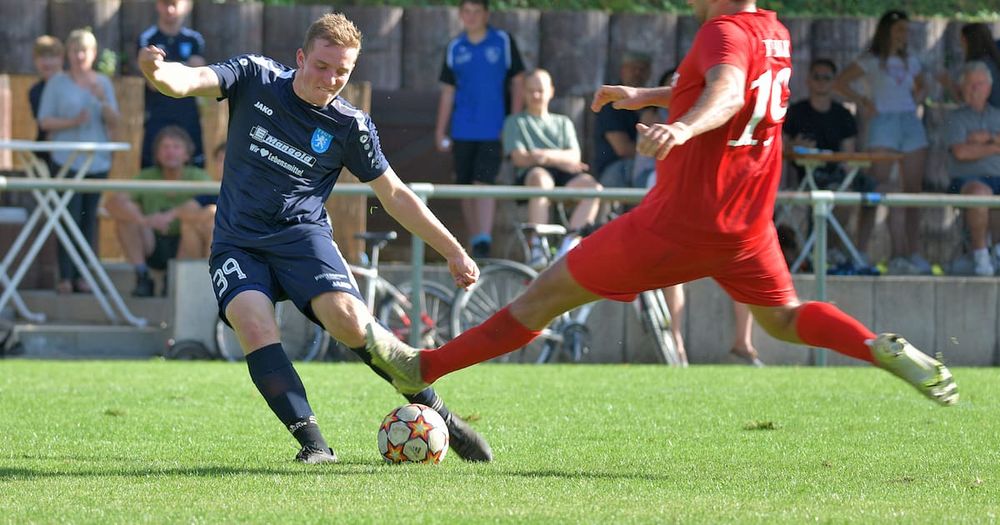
[565,210,797,307]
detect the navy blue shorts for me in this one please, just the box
[948,175,1000,195]
[209,233,363,327]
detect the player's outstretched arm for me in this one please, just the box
[369,169,479,288]
[635,64,745,160]
[590,85,672,112]
[138,45,221,99]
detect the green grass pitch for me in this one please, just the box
[1,360,997,523]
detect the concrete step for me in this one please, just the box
[18,289,173,326]
[6,323,168,359]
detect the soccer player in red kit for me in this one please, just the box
[367,0,958,406]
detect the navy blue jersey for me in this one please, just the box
[208,54,389,248]
[139,25,206,167]
[139,26,204,109]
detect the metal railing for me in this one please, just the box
[5,175,1000,352]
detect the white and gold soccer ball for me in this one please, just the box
[377,403,449,464]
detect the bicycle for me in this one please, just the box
[450,222,685,366]
[215,231,455,361]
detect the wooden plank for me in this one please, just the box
[402,6,460,90]
[781,16,812,101]
[608,13,677,85]
[193,0,264,63]
[48,0,124,71]
[0,75,9,169]
[539,10,608,97]
[491,8,541,71]
[324,82,370,263]
[262,4,331,69]
[119,0,157,77]
[0,0,47,75]
[676,15,700,61]
[342,6,404,91]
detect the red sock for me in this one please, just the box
[794,301,875,363]
[422,307,541,383]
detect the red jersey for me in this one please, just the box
[637,9,791,245]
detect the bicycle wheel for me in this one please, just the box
[637,289,682,366]
[213,301,329,362]
[215,319,243,362]
[376,280,454,348]
[450,260,551,363]
[277,302,330,362]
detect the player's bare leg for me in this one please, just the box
[228,290,337,464]
[312,292,494,461]
[367,257,600,392]
[748,302,958,406]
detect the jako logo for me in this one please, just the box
[254,101,273,116]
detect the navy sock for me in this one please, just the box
[350,344,452,423]
[247,343,328,449]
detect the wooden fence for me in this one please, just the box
[0,2,993,95]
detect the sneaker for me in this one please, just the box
[132,272,155,298]
[446,413,493,462]
[869,333,959,406]
[365,323,429,395]
[726,348,765,367]
[973,249,995,277]
[908,253,933,275]
[555,234,581,259]
[471,240,491,259]
[528,242,548,270]
[886,256,921,276]
[294,445,338,464]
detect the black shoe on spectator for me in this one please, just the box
[132,272,155,298]
[471,240,491,259]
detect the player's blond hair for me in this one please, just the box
[303,13,362,55]
[33,35,64,58]
[66,28,98,52]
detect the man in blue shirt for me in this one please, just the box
[138,13,491,464]
[435,0,525,258]
[138,0,207,168]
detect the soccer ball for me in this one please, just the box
[377,403,449,464]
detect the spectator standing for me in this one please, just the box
[944,62,1000,276]
[435,0,525,258]
[138,0,206,168]
[28,35,65,164]
[37,28,120,295]
[104,126,215,296]
[939,24,1000,108]
[593,51,652,188]
[834,10,931,275]
[501,69,602,268]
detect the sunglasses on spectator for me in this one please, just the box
[811,73,834,81]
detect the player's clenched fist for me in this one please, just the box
[137,45,167,78]
[636,122,693,160]
[590,85,641,112]
[447,253,480,289]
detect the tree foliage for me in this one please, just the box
[256,0,1000,18]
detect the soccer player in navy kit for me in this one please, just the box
[138,13,491,464]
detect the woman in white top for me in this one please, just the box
[37,28,120,294]
[834,10,931,275]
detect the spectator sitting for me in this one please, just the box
[28,35,64,163]
[939,23,1000,108]
[945,61,1000,276]
[784,57,875,266]
[138,0,207,168]
[502,69,602,269]
[104,126,215,297]
[593,50,651,188]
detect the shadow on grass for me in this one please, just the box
[0,460,384,480]
[488,468,675,483]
